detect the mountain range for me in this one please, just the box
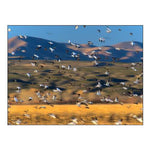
[8,36,143,62]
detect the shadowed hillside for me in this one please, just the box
[8,36,143,62]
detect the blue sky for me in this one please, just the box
[8,25,143,47]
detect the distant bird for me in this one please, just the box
[8,28,11,32]
[118,28,122,31]
[11,52,15,55]
[34,70,38,73]
[19,35,24,39]
[99,37,105,42]
[105,51,112,54]
[53,88,62,92]
[93,55,98,60]
[75,44,80,48]
[94,60,99,66]
[123,87,128,90]
[28,97,33,101]
[88,55,93,59]
[37,45,42,49]
[104,71,109,75]
[130,114,143,123]
[95,82,102,88]
[26,73,31,78]
[34,54,39,59]
[100,97,106,102]
[68,121,76,125]
[131,67,137,71]
[40,84,44,87]
[70,42,76,46]
[130,32,133,35]
[83,25,86,28]
[15,119,22,125]
[88,101,93,104]
[73,67,77,72]
[131,63,136,66]
[130,41,134,46]
[76,102,81,107]
[14,96,18,102]
[48,41,53,45]
[44,85,49,89]
[105,81,110,87]
[52,95,57,101]
[96,90,101,96]
[97,29,101,33]
[115,47,120,50]
[49,47,55,52]
[24,35,27,39]
[71,52,78,58]
[83,90,87,93]
[31,62,36,66]
[105,97,113,103]
[61,65,66,69]
[43,99,48,103]
[91,118,98,125]
[39,106,46,109]
[67,65,72,70]
[75,25,79,30]
[16,86,21,93]
[76,100,89,108]
[120,82,125,86]
[133,94,138,97]
[140,95,143,99]
[24,114,30,119]
[136,117,143,123]
[133,79,139,84]
[115,119,123,125]
[114,97,119,103]
[48,113,56,119]
[71,118,78,124]
[106,27,111,33]
[58,59,61,62]
[16,86,21,90]
[36,91,41,98]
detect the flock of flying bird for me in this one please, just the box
[8,25,143,125]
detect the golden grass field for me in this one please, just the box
[8,103,143,125]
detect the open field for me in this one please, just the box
[8,60,143,104]
[8,104,143,125]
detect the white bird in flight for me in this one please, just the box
[52,95,57,101]
[34,54,39,59]
[11,52,15,55]
[130,41,134,46]
[26,73,31,78]
[15,119,22,125]
[48,113,56,119]
[73,67,77,72]
[49,47,55,52]
[48,41,53,45]
[96,90,101,96]
[106,27,111,33]
[91,118,98,125]
[75,25,79,30]
[53,88,62,92]
[8,28,11,32]
[115,119,123,125]
[105,81,110,87]
[14,96,19,102]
